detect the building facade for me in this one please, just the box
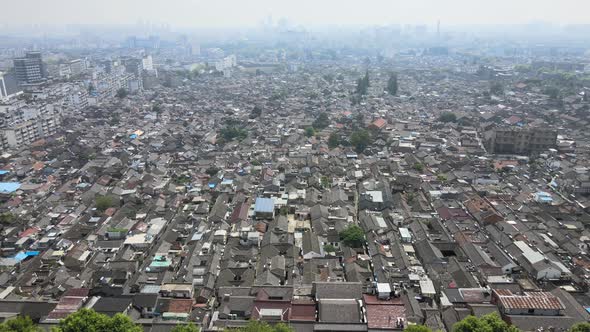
[13,52,46,85]
[485,127,557,155]
[0,102,62,150]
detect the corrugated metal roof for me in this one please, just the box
[0,182,20,193]
[254,197,274,213]
[499,292,564,310]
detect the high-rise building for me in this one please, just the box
[0,71,21,100]
[142,55,154,71]
[13,52,46,85]
[0,72,9,100]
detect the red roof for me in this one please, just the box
[19,227,40,238]
[497,291,564,310]
[364,295,406,329]
[506,115,522,125]
[230,201,250,223]
[371,118,387,129]
[437,207,470,220]
[290,300,316,321]
[167,299,194,313]
[63,288,90,297]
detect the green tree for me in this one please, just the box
[386,72,398,95]
[250,106,262,119]
[453,313,520,332]
[356,71,370,95]
[95,195,116,212]
[328,132,340,148]
[413,163,425,173]
[0,316,42,332]
[350,130,371,153]
[312,113,330,129]
[205,167,219,177]
[438,112,457,123]
[404,325,432,332]
[490,82,504,96]
[115,88,128,99]
[220,127,247,141]
[544,86,560,100]
[320,176,331,188]
[570,322,590,332]
[323,244,337,252]
[340,224,366,248]
[279,206,289,216]
[305,127,315,137]
[224,321,294,332]
[0,213,16,225]
[52,309,142,332]
[171,323,200,332]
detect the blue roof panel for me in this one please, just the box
[254,197,274,213]
[0,182,20,194]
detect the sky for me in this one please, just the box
[1,0,589,28]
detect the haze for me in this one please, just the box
[1,0,589,28]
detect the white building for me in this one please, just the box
[0,102,63,150]
[142,55,154,71]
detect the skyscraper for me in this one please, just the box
[13,52,46,85]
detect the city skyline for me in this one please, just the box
[1,0,590,29]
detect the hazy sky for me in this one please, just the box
[1,0,589,28]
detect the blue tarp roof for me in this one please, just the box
[13,251,40,262]
[254,197,274,213]
[13,252,27,262]
[0,182,21,193]
[0,170,9,175]
[130,134,138,139]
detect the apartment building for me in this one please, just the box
[0,101,62,150]
[485,127,557,155]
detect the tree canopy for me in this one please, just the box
[490,82,504,96]
[52,308,143,332]
[328,132,340,149]
[452,313,520,332]
[386,72,398,95]
[404,325,432,332]
[95,195,117,212]
[438,112,457,123]
[224,321,293,332]
[305,127,315,138]
[0,316,41,332]
[356,70,370,95]
[220,126,248,141]
[340,224,366,248]
[413,163,425,173]
[0,213,17,225]
[570,322,590,332]
[205,166,220,177]
[312,113,330,130]
[171,323,200,332]
[115,88,128,99]
[350,130,371,153]
[250,105,262,119]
